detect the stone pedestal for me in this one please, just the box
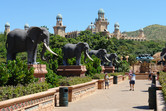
[104,66,115,73]
[57,65,86,77]
[101,66,105,74]
[28,64,47,82]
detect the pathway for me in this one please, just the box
[54,80,153,111]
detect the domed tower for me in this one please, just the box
[98,8,105,20]
[95,8,109,32]
[53,14,66,37]
[113,22,121,39]
[5,22,10,35]
[86,22,96,33]
[114,22,119,28]
[24,24,29,30]
[138,28,145,38]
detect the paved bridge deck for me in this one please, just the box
[55,80,153,111]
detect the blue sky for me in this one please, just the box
[0,0,166,33]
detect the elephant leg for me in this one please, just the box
[12,53,17,60]
[32,47,38,64]
[63,58,68,66]
[109,62,113,66]
[27,51,33,64]
[7,53,13,61]
[101,60,104,66]
[76,57,81,65]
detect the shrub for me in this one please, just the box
[0,59,35,86]
[92,72,124,79]
[115,60,130,72]
[84,55,102,77]
[59,76,92,86]
[159,72,166,101]
[0,63,10,86]
[92,74,111,79]
[0,82,49,101]
[110,72,125,76]
[45,68,62,88]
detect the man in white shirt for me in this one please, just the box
[129,71,136,91]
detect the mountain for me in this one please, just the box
[124,24,166,41]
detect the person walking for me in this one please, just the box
[148,71,152,80]
[104,73,109,89]
[129,71,136,91]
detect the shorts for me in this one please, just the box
[130,80,135,84]
[105,82,109,86]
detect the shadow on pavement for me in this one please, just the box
[121,90,129,92]
[133,105,151,110]
[141,90,148,92]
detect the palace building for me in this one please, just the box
[4,9,146,42]
[52,9,146,41]
[53,14,66,37]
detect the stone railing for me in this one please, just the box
[68,80,98,102]
[0,89,56,111]
[156,81,166,111]
[117,75,124,82]
[0,75,127,111]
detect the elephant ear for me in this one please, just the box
[97,49,103,57]
[27,27,42,43]
[76,42,84,50]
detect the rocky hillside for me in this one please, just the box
[125,24,166,41]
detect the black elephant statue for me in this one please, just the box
[6,27,58,64]
[88,49,110,66]
[62,42,93,65]
[103,53,119,66]
[158,47,166,65]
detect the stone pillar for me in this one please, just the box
[126,56,129,62]
[120,56,123,61]
[28,64,48,82]
[101,66,105,73]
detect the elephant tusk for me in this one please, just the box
[86,51,93,61]
[44,43,58,56]
[105,56,111,62]
[115,59,119,63]
[161,53,166,60]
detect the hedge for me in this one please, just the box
[0,82,49,101]
[59,76,92,86]
[92,72,124,79]
[159,72,166,101]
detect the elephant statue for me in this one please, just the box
[103,53,119,66]
[158,47,166,65]
[62,42,93,65]
[88,49,110,66]
[6,27,58,64]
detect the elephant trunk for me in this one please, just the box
[41,43,47,61]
